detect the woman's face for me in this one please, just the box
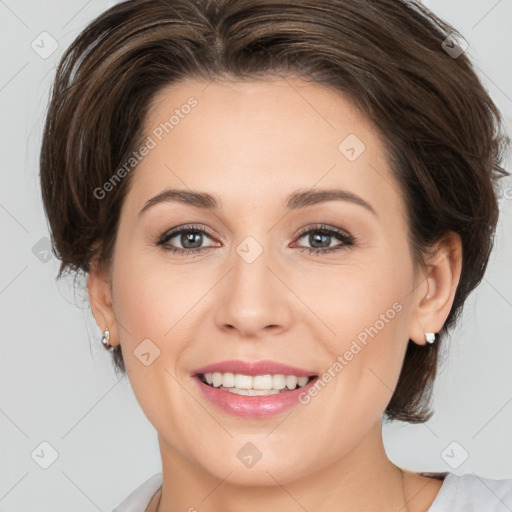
[96,77,432,484]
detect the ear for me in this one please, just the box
[87,257,119,348]
[409,231,463,346]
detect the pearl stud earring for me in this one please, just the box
[425,332,436,344]
[101,328,113,350]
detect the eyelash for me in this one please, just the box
[156,223,356,256]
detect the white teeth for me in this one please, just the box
[235,374,253,389]
[226,387,281,396]
[286,375,298,390]
[297,376,309,387]
[253,374,273,390]
[272,374,287,390]
[222,372,235,387]
[201,372,312,392]
[212,372,223,388]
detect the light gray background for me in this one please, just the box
[1,0,511,510]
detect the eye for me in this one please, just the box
[156,223,355,256]
[156,224,219,255]
[292,224,355,255]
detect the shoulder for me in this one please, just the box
[428,472,512,512]
[111,473,163,512]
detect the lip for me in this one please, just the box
[193,374,319,417]
[191,359,319,418]
[192,359,317,378]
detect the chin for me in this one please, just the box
[197,449,317,488]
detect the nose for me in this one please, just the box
[213,241,294,340]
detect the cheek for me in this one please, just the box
[110,246,207,402]
[111,249,186,340]
[336,304,409,402]
[299,261,409,346]
[310,262,412,405]
[110,252,198,439]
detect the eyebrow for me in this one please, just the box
[139,187,377,216]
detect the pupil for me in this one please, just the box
[310,233,329,248]
[182,232,202,249]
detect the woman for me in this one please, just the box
[39,0,512,510]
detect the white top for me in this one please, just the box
[112,472,512,511]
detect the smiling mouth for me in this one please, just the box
[197,372,318,395]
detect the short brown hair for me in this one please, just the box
[39,0,509,423]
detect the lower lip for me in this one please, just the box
[193,376,318,418]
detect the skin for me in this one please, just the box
[88,77,462,512]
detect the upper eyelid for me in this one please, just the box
[158,224,219,243]
[295,224,352,238]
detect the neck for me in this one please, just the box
[155,422,411,512]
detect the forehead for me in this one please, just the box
[124,77,404,222]
[144,77,372,158]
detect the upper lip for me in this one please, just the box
[193,360,318,377]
